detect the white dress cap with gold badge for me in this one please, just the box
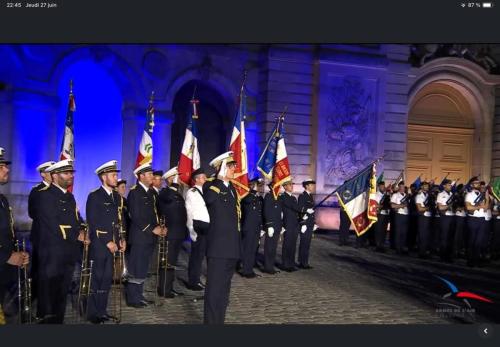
[45,159,75,173]
[95,160,120,175]
[36,161,56,173]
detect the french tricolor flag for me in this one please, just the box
[178,98,201,186]
[135,94,155,168]
[229,81,250,199]
[335,163,378,236]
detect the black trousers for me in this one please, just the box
[339,209,350,245]
[203,257,237,324]
[188,234,207,286]
[439,215,455,260]
[467,217,486,265]
[281,225,299,269]
[492,218,500,256]
[408,214,418,250]
[454,216,467,255]
[298,226,313,266]
[394,214,408,253]
[375,214,389,249]
[158,239,183,295]
[263,229,280,272]
[87,253,113,320]
[125,242,155,305]
[37,263,74,324]
[241,228,260,275]
[417,215,431,256]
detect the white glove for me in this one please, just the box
[307,208,314,214]
[302,214,309,221]
[280,227,285,235]
[313,224,318,231]
[189,229,198,242]
[301,225,307,233]
[267,227,274,238]
[260,230,265,238]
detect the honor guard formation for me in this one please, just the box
[0,148,324,325]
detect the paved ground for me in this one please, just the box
[63,232,500,324]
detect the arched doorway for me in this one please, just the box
[406,82,474,184]
[170,80,231,170]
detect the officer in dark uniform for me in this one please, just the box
[36,159,87,323]
[374,181,391,252]
[86,160,126,324]
[280,179,301,272]
[297,179,316,269]
[203,151,240,324]
[125,163,165,307]
[0,148,30,323]
[27,160,54,316]
[151,170,164,197]
[157,166,187,298]
[453,184,467,258]
[240,177,264,278]
[262,183,282,274]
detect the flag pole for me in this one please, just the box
[314,154,386,209]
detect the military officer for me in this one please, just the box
[239,177,264,278]
[297,179,317,269]
[0,148,30,323]
[415,181,432,258]
[86,160,126,324]
[151,170,164,197]
[453,184,467,258]
[27,160,55,315]
[262,183,283,274]
[203,151,240,324]
[437,179,455,262]
[36,159,88,323]
[280,179,301,272]
[185,168,210,291]
[157,166,187,298]
[125,163,166,307]
[116,179,127,199]
[390,181,409,254]
[465,177,490,267]
[374,180,391,252]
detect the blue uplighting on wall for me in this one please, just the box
[56,59,123,217]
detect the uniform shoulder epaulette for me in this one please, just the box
[38,185,50,192]
[209,185,220,194]
[130,185,137,190]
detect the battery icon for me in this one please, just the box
[482,2,493,7]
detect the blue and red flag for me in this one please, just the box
[229,81,250,199]
[178,98,201,186]
[60,82,76,192]
[335,163,378,236]
[135,94,155,168]
[257,116,291,199]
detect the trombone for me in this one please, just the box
[9,207,32,324]
[155,216,168,306]
[110,207,127,323]
[76,223,93,322]
[14,238,32,324]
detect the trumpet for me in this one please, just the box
[155,216,169,305]
[76,223,93,321]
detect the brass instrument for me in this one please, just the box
[110,205,127,323]
[155,216,168,306]
[15,238,32,324]
[76,223,93,321]
[9,207,32,324]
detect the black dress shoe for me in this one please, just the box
[261,269,278,274]
[163,292,176,299]
[299,265,313,270]
[127,302,147,308]
[172,289,185,296]
[186,283,205,291]
[284,267,298,272]
[102,314,118,321]
[141,298,155,305]
[243,272,257,278]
